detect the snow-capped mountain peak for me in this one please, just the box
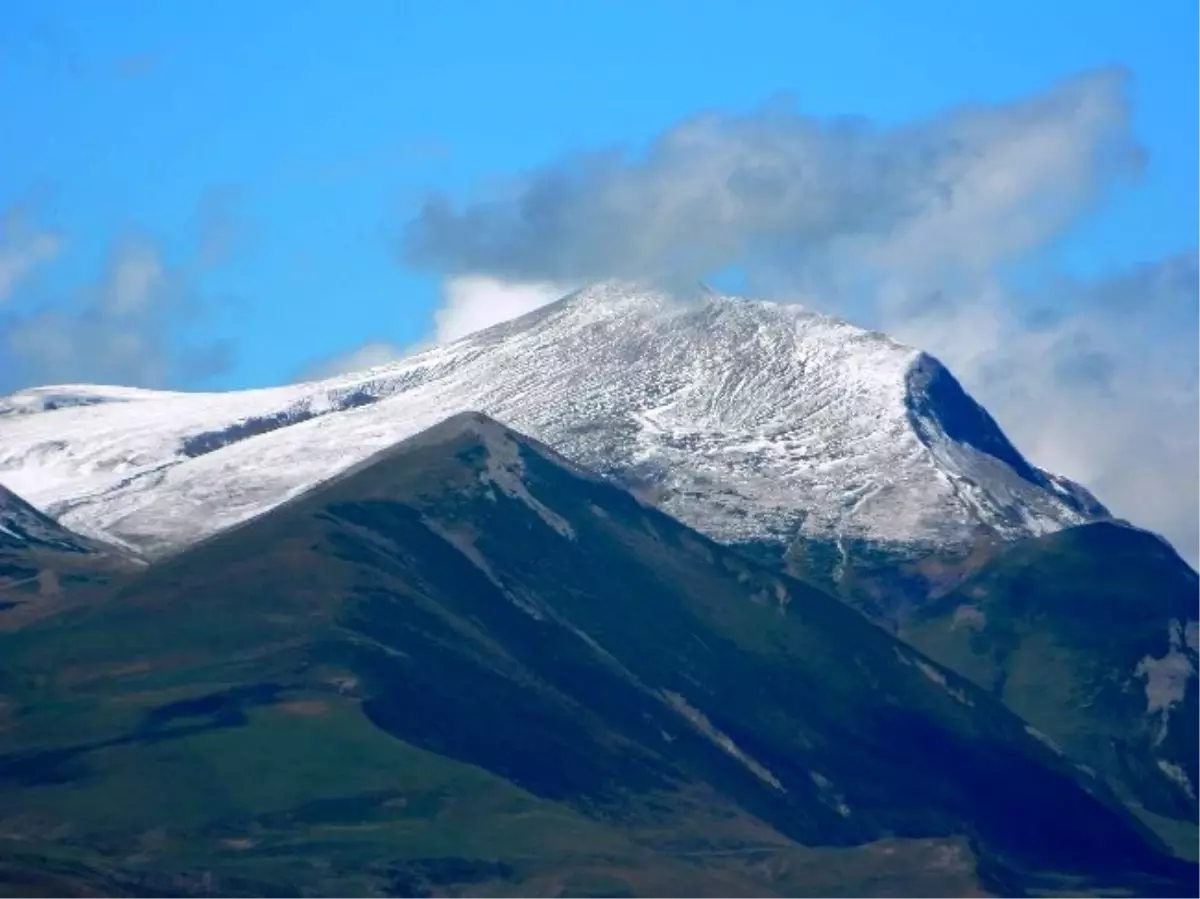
[0,283,1106,559]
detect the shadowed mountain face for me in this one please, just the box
[0,483,99,559]
[0,485,136,629]
[0,413,1190,897]
[900,523,1199,846]
[771,354,1113,627]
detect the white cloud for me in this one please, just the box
[297,340,411,380]
[403,70,1140,290]
[0,207,61,303]
[433,275,568,343]
[103,239,167,314]
[1,231,232,391]
[893,255,1198,565]
[295,276,569,381]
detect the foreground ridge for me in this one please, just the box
[0,411,1188,896]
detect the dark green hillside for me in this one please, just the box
[0,415,1191,896]
[901,522,1199,853]
[0,484,138,630]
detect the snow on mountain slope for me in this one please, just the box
[0,282,1107,558]
[0,483,98,555]
[0,385,184,417]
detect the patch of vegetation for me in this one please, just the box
[901,522,1199,831]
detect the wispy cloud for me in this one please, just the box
[112,52,162,81]
[402,69,1141,289]
[192,186,248,269]
[0,204,62,303]
[432,276,568,344]
[0,198,237,392]
[297,340,411,381]
[890,252,1198,564]
[0,14,160,84]
[296,275,567,380]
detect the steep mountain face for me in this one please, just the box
[0,483,95,556]
[0,283,1106,574]
[0,484,135,628]
[900,522,1199,843]
[0,414,1187,897]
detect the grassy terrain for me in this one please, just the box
[0,414,1193,896]
[900,522,1199,844]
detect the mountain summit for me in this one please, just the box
[0,283,1107,566]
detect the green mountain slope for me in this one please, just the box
[0,484,138,631]
[900,522,1198,851]
[0,414,1191,896]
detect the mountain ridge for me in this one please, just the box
[0,411,1189,896]
[899,519,1199,836]
[0,483,139,631]
[1,483,98,555]
[0,283,1112,573]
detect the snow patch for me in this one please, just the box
[1134,619,1197,745]
[475,429,575,540]
[773,581,791,613]
[1157,759,1196,801]
[1186,621,1199,654]
[894,648,975,706]
[810,770,852,817]
[660,690,785,792]
[1024,724,1063,755]
[951,604,987,631]
[420,516,547,621]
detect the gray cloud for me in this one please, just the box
[0,201,235,393]
[894,252,1198,565]
[294,275,568,381]
[193,186,248,269]
[1083,249,1200,323]
[402,69,1140,289]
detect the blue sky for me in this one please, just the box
[1,0,1197,557]
[1,0,1195,389]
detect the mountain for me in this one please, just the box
[899,522,1199,852]
[1,483,95,557]
[0,284,1107,589]
[0,484,136,629]
[0,413,1188,897]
